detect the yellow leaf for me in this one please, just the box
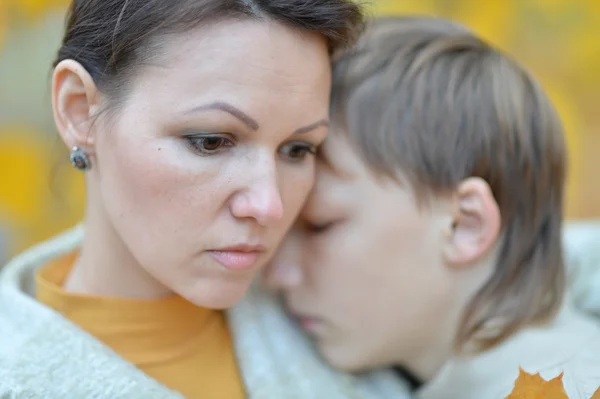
[541,373,569,399]
[505,368,568,399]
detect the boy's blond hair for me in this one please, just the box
[331,16,567,351]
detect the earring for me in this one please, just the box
[69,146,91,171]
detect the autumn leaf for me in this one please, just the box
[505,368,568,399]
[590,386,600,399]
[505,368,546,398]
[542,373,569,399]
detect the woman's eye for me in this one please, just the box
[185,135,233,155]
[279,141,317,163]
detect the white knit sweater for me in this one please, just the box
[0,224,411,399]
[1,221,599,398]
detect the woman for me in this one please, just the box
[0,2,411,398]
[266,16,600,399]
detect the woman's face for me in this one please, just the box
[265,132,459,373]
[75,20,331,308]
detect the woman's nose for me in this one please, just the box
[229,157,284,227]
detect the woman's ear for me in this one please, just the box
[52,59,100,151]
[443,177,501,268]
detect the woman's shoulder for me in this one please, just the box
[0,285,184,399]
[0,280,68,398]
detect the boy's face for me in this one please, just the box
[265,131,462,373]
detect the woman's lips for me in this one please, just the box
[207,245,265,270]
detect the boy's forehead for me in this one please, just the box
[319,132,363,181]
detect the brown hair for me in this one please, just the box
[54,0,365,108]
[331,16,567,351]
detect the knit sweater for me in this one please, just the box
[1,221,599,398]
[0,224,411,399]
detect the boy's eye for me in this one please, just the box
[305,220,335,234]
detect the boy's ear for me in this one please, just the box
[443,177,501,268]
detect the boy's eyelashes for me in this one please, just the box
[303,219,339,234]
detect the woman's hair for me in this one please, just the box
[54,0,365,109]
[331,16,567,352]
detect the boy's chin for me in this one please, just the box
[318,341,375,373]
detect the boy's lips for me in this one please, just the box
[297,316,321,332]
[290,310,325,335]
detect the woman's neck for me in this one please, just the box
[63,201,172,299]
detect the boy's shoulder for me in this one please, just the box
[418,307,600,399]
[499,309,600,399]
[564,220,600,314]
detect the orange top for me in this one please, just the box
[36,253,246,399]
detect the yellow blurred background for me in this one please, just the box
[0,0,598,264]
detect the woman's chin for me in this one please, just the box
[178,279,253,310]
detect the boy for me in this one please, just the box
[266,16,600,399]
